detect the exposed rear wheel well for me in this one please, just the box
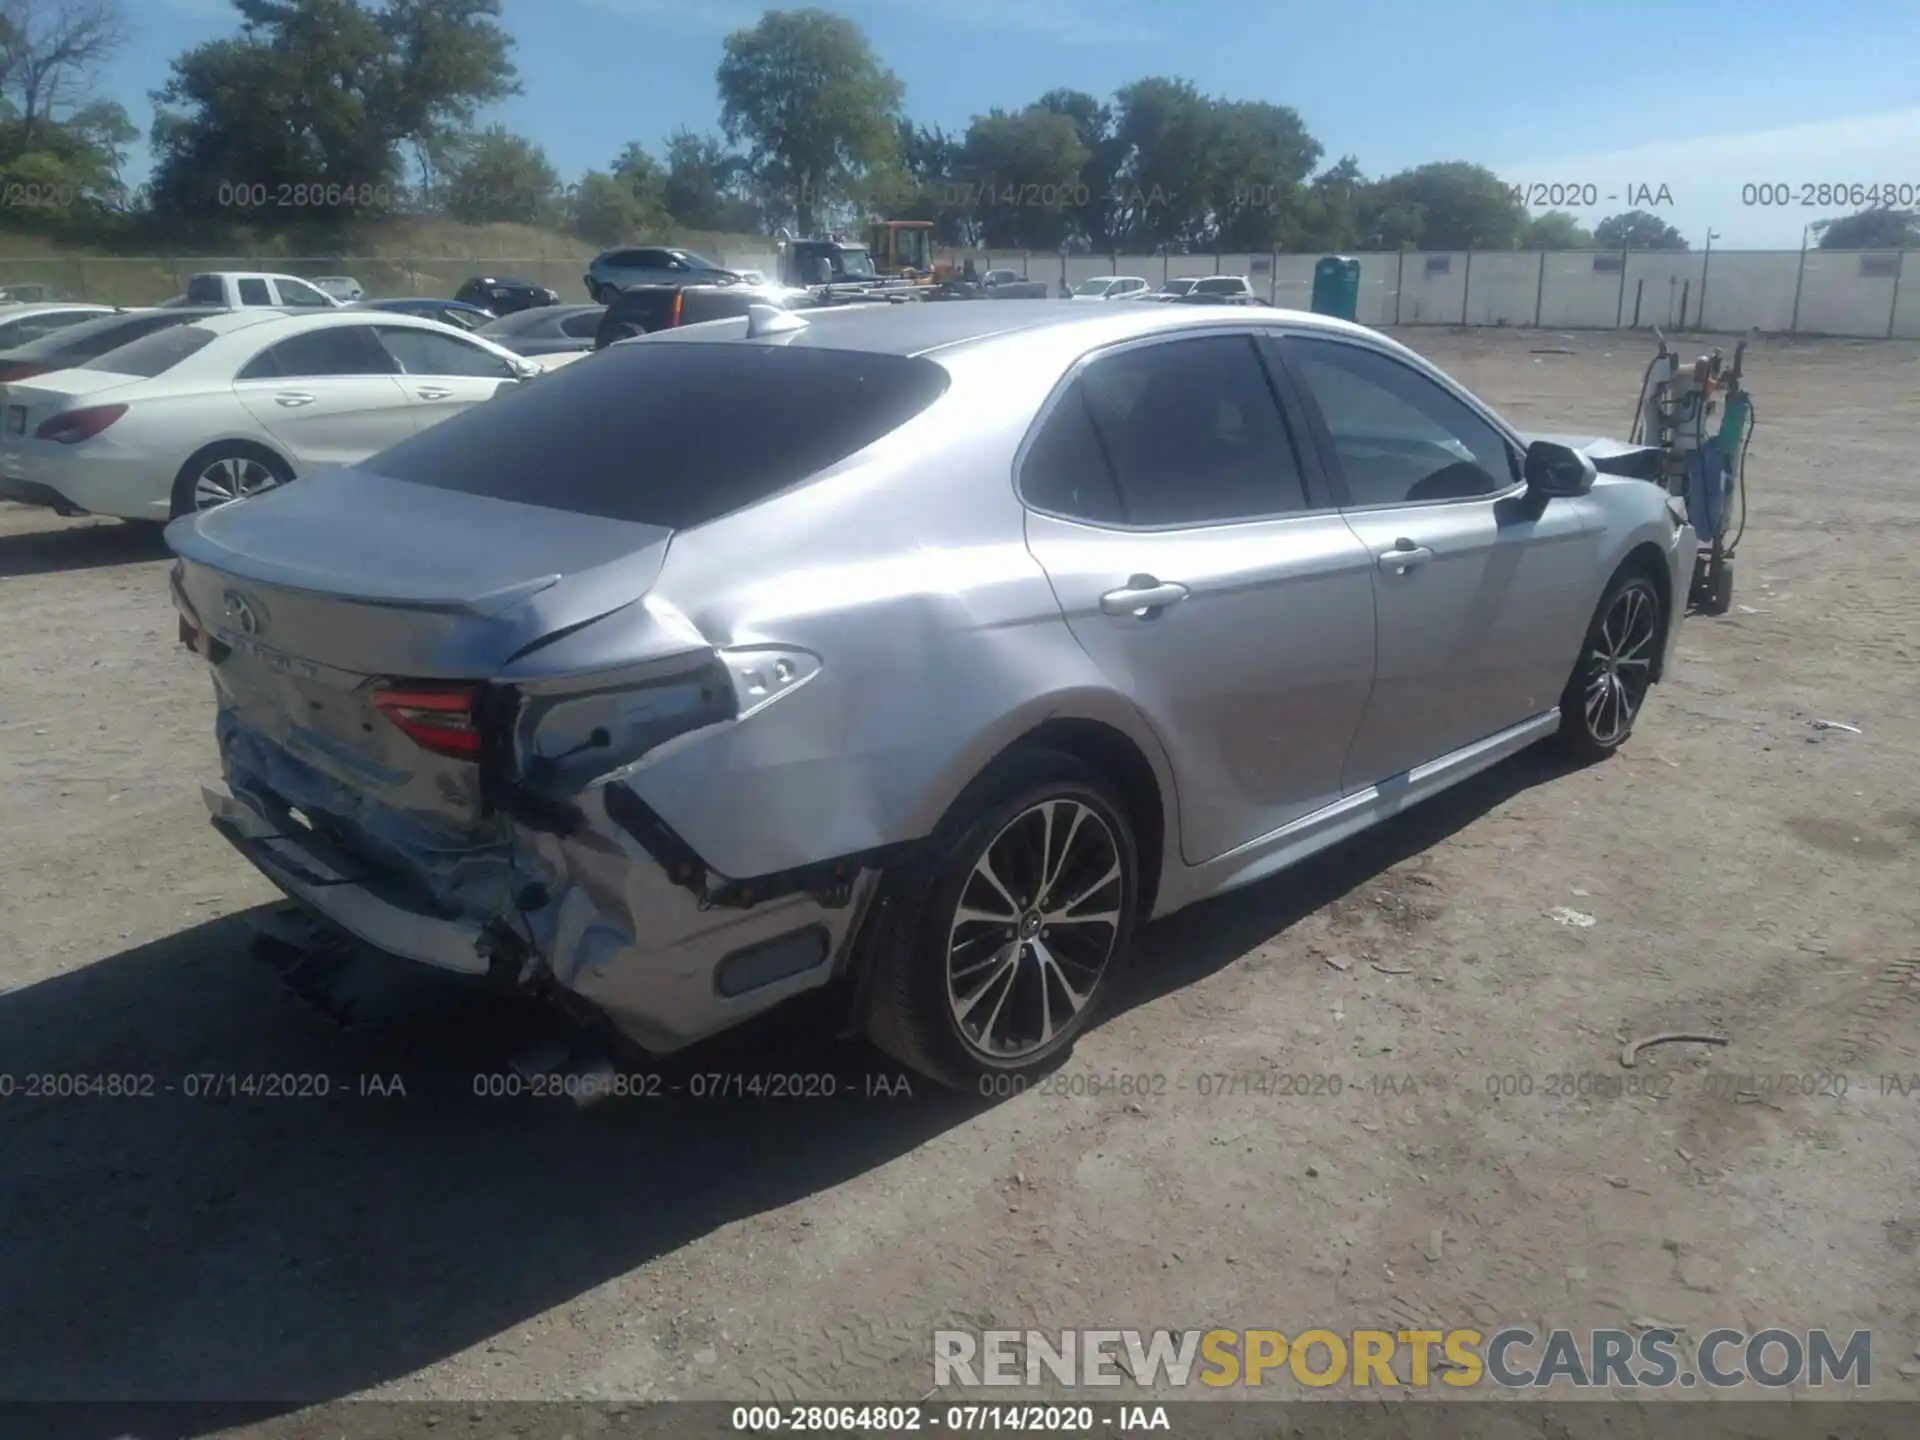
[1617,541,1673,680]
[992,719,1168,920]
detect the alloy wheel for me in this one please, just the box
[1584,581,1658,746]
[945,798,1124,1061]
[194,455,282,510]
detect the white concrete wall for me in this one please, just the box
[912,247,1918,336]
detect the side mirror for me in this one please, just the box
[1523,440,1596,499]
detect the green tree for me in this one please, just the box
[1036,87,1121,249]
[1291,155,1365,250]
[440,123,558,223]
[958,104,1086,250]
[147,0,517,229]
[0,0,136,235]
[1369,162,1527,250]
[716,7,902,234]
[1108,76,1215,250]
[1206,99,1321,251]
[887,118,967,243]
[1593,209,1688,250]
[662,127,757,233]
[1,0,128,148]
[1523,210,1594,249]
[1813,206,1920,248]
[567,167,648,246]
[608,139,672,226]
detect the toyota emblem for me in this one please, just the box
[222,589,260,636]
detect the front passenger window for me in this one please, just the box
[1287,337,1516,507]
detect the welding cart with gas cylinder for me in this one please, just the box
[1629,330,1754,614]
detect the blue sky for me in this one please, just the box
[133,0,1920,247]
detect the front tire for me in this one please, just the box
[1553,569,1663,762]
[169,443,292,520]
[864,752,1139,1090]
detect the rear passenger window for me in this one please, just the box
[236,278,272,305]
[1024,335,1309,527]
[1021,386,1124,524]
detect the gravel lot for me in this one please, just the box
[2,326,1917,1429]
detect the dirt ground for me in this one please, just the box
[2,326,1918,1427]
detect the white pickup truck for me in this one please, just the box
[167,271,344,310]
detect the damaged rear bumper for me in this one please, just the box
[207,783,492,975]
[204,778,883,1054]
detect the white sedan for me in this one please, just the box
[0,308,555,523]
[0,302,116,348]
[1069,276,1149,301]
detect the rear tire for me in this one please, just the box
[863,751,1140,1091]
[1551,569,1664,762]
[169,443,293,521]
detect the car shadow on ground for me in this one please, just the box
[0,516,170,577]
[0,746,1583,1433]
[1114,745,1584,1016]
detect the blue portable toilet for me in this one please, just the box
[1311,256,1361,320]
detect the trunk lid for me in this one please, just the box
[2,371,142,439]
[170,467,675,678]
[171,468,681,829]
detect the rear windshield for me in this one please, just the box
[82,324,218,377]
[476,308,563,336]
[13,310,199,363]
[364,342,951,528]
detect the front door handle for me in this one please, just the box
[274,392,315,407]
[413,385,453,400]
[1376,540,1434,573]
[1099,576,1191,617]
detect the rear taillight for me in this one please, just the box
[0,362,46,384]
[669,290,683,327]
[372,684,487,760]
[36,403,126,444]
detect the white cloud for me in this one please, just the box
[1497,108,1920,248]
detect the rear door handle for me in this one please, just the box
[1099,576,1191,617]
[274,392,315,407]
[413,385,453,400]
[1376,540,1434,572]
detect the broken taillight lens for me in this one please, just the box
[35,403,127,444]
[372,683,487,760]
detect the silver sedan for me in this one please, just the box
[168,300,1695,1088]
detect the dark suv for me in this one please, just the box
[593,283,801,348]
[454,275,560,315]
